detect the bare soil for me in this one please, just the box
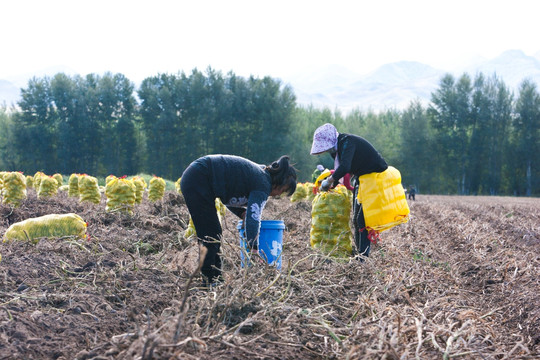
[0,190,539,359]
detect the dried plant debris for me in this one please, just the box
[0,191,538,359]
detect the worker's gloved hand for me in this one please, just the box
[320,178,332,191]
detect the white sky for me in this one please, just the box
[1,0,539,82]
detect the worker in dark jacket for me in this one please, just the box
[181,154,297,285]
[310,123,387,258]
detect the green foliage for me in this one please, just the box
[137,68,296,180]
[1,69,538,196]
[512,80,540,196]
[0,106,18,169]
[399,101,436,194]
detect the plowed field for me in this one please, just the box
[1,191,538,359]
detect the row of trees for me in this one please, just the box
[0,68,538,196]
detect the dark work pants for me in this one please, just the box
[353,182,371,258]
[180,159,222,282]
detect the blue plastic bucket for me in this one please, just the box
[237,220,285,270]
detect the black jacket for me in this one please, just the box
[331,133,388,183]
[206,155,271,246]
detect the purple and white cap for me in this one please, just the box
[310,123,338,155]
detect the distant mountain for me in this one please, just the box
[282,49,540,113]
[1,65,79,107]
[4,65,79,88]
[2,51,540,112]
[460,49,540,90]
[0,79,20,106]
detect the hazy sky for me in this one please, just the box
[2,0,539,82]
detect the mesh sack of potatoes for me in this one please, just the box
[174,177,182,195]
[78,174,101,204]
[105,178,136,214]
[33,171,45,191]
[53,173,63,187]
[290,182,308,202]
[105,175,117,185]
[305,182,316,202]
[3,213,87,244]
[68,174,81,197]
[2,172,27,207]
[148,176,166,202]
[310,186,353,257]
[131,176,147,204]
[38,176,59,198]
[26,175,34,189]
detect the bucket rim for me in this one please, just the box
[237,219,285,229]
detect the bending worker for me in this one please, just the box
[310,123,388,258]
[181,154,297,286]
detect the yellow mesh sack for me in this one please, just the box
[305,183,316,201]
[131,176,146,204]
[68,174,80,197]
[2,172,27,207]
[358,166,409,233]
[26,175,34,189]
[174,177,182,194]
[53,173,63,187]
[59,185,69,192]
[290,182,308,202]
[216,198,227,221]
[134,176,148,189]
[105,178,136,214]
[336,184,354,203]
[3,213,87,244]
[148,176,166,202]
[310,188,353,257]
[106,175,117,185]
[184,218,197,240]
[33,171,45,191]
[79,175,101,204]
[38,176,59,198]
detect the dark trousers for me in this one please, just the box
[180,159,222,282]
[353,183,371,258]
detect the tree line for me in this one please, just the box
[0,68,538,196]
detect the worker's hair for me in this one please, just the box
[266,155,297,196]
